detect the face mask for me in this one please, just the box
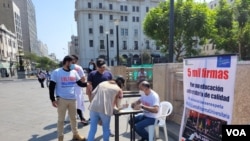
[139,90,144,95]
[69,64,75,70]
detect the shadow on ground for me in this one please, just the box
[85,131,132,141]
[27,122,86,141]
[94,133,131,141]
[44,123,57,130]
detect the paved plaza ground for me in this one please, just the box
[0,79,175,141]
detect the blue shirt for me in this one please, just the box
[87,70,113,90]
[51,68,80,100]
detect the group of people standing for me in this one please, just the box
[48,55,160,141]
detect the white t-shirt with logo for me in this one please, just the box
[74,64,86,110]
[140,89,160,118]
[74,64,85,89]
[51,68,80,100]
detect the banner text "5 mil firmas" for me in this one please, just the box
[187,68,229,80]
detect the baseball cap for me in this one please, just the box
[96,58,106,68]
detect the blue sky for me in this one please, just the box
[33,0,77,60]
[33,0,212,61]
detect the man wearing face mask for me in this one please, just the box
[49,55,87,141]
[130,81,160,141]
[71,55,89,125]
[86,58,113,101]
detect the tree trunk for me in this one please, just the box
[238,42,241,60]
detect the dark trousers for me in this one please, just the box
[77,109,84,121]
[38,78,45,88]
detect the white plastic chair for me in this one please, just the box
[148,101,173,141]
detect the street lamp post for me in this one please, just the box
[114,19,120,66]
[105,30,110,66]
[18,51,24,71]
[9,57,13,77]
[169,0,174,63]
[17,50,25,79]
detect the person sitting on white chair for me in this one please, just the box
[130,81,160,141]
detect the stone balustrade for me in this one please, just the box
[110,62,250,125]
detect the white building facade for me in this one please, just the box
[49,53,57,62]
[13,0,39,55]
[75,0,163,67]
[12,1,23,51]
[68,35,80,57]
[37,40,48,57]
[0,24,18,77]
[0,0,22,77]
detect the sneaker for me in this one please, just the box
[58,136,63,141]
[81,120,89,126]
[72,134,86,141]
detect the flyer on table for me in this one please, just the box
[179,55,237,141]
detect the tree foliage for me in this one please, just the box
[23,52,58,70]
[143,0,250,61]
[213,0,237,53]
[143,2,169,51]
[143,0,215,62]
[234,0,250,60]
[213,0,250,60]
[141,51,151,64]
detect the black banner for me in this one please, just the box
[222,125,250,140]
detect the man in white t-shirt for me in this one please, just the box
[130,81,160,141]
[71,55,88,125]
[49,55,87,141]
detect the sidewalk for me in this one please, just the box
[0,79,180,141]
[0,75,37,81]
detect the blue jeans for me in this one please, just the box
[87,111,111,141]
[132,114,155,139]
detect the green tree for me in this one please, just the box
[23,52,39,62]
[234,0,250,60]
[37,56,58,70]
[180,1,215,58]
[213,0,236,53]
[143,0,215,62]
[213,0,250,60]
[141,51,151,64]
[23,52,58,70]
[143,2,169,56]
[119,56,127,65]
[240,23,250,59]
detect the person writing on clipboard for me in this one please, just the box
[130,81,160,141]
[87,76,125,141]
